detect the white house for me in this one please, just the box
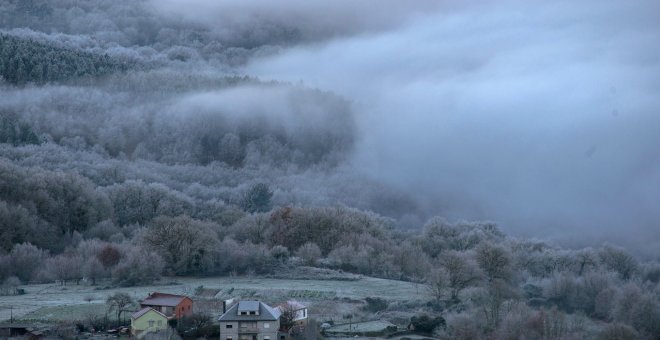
[276,300,308,325]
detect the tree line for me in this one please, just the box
[0,33,133,85]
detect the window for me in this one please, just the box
[226,324,233,329]
[227,337,233,340]
[264,323,270,329]
[249,311,256,315]
[264,337,270,340]
[157,320,162,326]
[240,311,247,315]
[148,320,155,327]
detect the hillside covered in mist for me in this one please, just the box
[0,1,659,339]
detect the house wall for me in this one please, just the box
[175,297,194,318]
[219,320,280,340]
[131,310,168,336]
[293,308,307,322]
[140,297,193,319]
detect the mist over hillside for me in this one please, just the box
[0,0,429,254]
[1,0,658,255]
[240,0,660,254]
[0,1,659,338]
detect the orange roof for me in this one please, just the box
[141,292,190,307]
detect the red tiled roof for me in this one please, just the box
[140,292,189,307]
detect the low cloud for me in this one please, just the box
[242,0,660,254]
[148,0,442,45]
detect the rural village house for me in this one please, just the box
[130,307,168,338]
[218,300,282,340]
[276,300,308,326]
[139,292,193,319]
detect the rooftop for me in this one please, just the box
[131,307,167,320]
[218,301,281,322]
[141,292,189,307]
[238,301,260,312]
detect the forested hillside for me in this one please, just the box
[0,1,658,339]
[0,33,133,84]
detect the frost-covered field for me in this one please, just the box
[0,276,423,322]
[324,320,397,334]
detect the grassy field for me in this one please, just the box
[20,303,107,322]
[0,275,428,323]
[325,320,397,334]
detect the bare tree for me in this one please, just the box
[45,254,83,285]
[279,302,298,332]
[426,268,448,302]
[83,257,105,285]
[439,251,481,301]
[1,276,20,295]
[106,292,133,325]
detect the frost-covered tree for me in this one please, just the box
[44,254,83,285]
[439,251,482,301]
[475,242,513,283]
[111,247,163,286]
[296,242,322,266]
[241,183,273,213]
[140,215,219,275]
[8,243,47,283]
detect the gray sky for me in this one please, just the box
[155,0,660,255]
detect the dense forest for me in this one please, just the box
[0,1,658,339]
[0,33,134,84]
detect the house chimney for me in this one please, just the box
[222,301,226,314]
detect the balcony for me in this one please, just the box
[238,323,258,334]
[238,327,258,332]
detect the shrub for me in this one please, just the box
[410,314,446,333]
[362,297,388,313]
[296,242,322,266]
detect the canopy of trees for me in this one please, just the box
[0,33,133,85]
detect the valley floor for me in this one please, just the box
[0,275,425,323]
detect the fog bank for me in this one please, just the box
[243,0,660,254]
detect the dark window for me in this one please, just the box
[226,325,233,329]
